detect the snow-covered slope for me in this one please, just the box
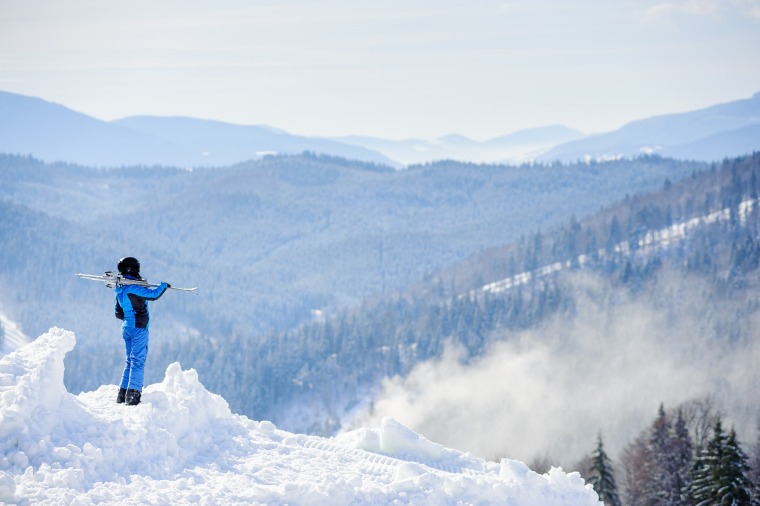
[0,328,600,505]
[478,197,758,296]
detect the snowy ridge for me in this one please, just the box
[478,197,758,295]
[0,328,601,505]
[0,310,30,355]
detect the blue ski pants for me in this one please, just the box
[120,326,149,391]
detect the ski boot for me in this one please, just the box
[116,388,127,404]
[125,389,142,406]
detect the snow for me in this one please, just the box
[479,197,759,295]
[0,328,601,505]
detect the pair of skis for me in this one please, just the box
[76,271,197,293]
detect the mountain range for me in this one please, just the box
[2,90,759,167]
[539,92,760,163]
[0,92,398,168]
[334,125,585,165]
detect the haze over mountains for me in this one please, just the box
[539,91,760,163]
[2,87,760,473]
[2,90,759,168]
[0,92,397,168]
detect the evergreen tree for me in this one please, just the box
[750,421,760,505]
[649,403,674,505]
[588,431,623,506]
[687,418,754,505]
[688,418,727,505]
[671,409,694,505]
[639,404,694,506]
[715,427,753,505]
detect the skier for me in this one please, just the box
[114,257,170,405]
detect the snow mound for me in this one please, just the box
[0,328,601,505]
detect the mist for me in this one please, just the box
[349,269,760,468]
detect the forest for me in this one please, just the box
[153,153,760,503]
[581,400,760,505]
[2,151,760,503]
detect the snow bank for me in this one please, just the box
[0,328,601,505]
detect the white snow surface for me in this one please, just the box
[0,328,601,505]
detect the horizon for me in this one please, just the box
[3,87,759,144]
[1,1,759,140]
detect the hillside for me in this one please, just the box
[0,153,701,347]
[3,150,757,471]
[183,153,759,467]
[540,92,760,162]
[0,91,396,167]
[0,328,601,505]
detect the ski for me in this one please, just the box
[76,271,198,292]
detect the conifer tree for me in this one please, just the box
[649,403,674,505]
[751,421,760,505]
[636,404,694,506]
[687,418,754,505]
[716,427,753,505]
[671,409,694,505]
[588,431,622,506]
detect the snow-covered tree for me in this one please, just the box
[622,404,694,506]
[750,421,760,505]
[687,418,754,505]
[716,427,753,505]
[588,432,622,506]
[649,403,674,505]
[670,409,694,505]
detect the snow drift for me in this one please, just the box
[0,328,601,505]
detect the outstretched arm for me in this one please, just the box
[128,282,170,301]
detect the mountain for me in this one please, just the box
[0,91,398,168]
[230,153,760,465]
[0,153,704,351]
[112,115,401,168]
[0,327,601,505]
[0,91,170,167]
[5,89,757,167]
[337,125,585,165]
[541,92,760,162]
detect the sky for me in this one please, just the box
[1,0,760,140]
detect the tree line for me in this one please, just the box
[147,154,760,438]
[583,401,760,505]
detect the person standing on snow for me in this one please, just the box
[114,256,170,406]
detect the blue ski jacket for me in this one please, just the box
[114,279,169,328]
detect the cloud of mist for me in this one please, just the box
[351,270,760,468]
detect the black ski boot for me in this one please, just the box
[116,387,127,404]
[125,389,142,406]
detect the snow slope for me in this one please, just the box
[0,328,600,505]
[478,197,758,296]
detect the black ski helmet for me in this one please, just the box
[117,257,140,277]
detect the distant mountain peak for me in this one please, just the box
[436,133,475,144]
[0,91,398,168]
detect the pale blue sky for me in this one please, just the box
[1,0,759,139]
